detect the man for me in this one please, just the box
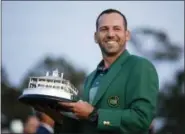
[35,112,55,134]
[23,115,40,134]
[56,8,159,134]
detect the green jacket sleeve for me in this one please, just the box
[97,59,159,133]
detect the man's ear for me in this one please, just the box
[94,32,98,43]
[126,30,131,41]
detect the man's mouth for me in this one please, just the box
[106,41,117,44]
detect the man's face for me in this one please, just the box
[95,13,130,56]
[24,116,39,134]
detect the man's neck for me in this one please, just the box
[103,49,125,68]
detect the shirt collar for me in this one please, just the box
[97,60,109,72]
[97,49,130,72]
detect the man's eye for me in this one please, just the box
[114,28,121,31]
[100,28,107,31]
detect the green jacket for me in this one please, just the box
[56,50,159,134]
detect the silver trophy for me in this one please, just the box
[18,69,80,122]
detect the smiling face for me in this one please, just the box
[95,12,130,57]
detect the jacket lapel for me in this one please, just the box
[83,70,97,102]
[92,50,131,106]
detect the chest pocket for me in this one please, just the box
[106,88,125,109]
[97,79,127,109]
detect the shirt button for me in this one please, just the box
[96,82,99,85]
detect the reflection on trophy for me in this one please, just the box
[18,69,80,122]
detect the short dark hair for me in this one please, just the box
[96,9,128,31]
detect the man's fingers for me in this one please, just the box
[58,102,75,108]
[78,100,83,102]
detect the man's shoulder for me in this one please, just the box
[86,69,96,78]
[82,70,96,88]
[129,54,156,68]
[128,55,158,78]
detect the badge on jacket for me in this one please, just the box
[107,96,119,107]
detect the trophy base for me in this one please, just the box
[18,94,78,122]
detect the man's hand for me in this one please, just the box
[58,100,94,119]
[34,104,63,124]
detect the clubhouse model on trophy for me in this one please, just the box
[18,69,80,121]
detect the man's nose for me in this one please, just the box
[107,29,115,38]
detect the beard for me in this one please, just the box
[99,40,125,57]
